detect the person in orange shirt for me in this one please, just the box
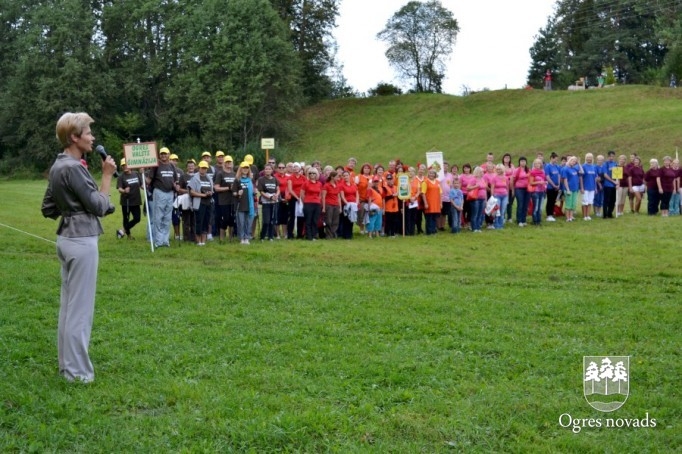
[383,173,400,237]
[366,177,384,238]
[422,168,442,235]
[355,163,373,234]
[414,164,427,234]
[405,166,420,235]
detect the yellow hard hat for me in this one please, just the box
[245,154,254,165]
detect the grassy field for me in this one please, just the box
[291,85,682,167]
[2,86,682,451]
[1,177,680,452]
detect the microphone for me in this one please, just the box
[96,145,118,178]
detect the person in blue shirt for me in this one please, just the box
[601,151,618,218]
[594,155,605,217]
[544,152,562,221]
[561,156,581,222]
[580,153,598,220]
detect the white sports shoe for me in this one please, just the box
[546,216,555,222]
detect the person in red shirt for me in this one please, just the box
[339,170,358,239]
[274,162,291,239]
[300,167,323,240]
[321,171,341,239]
[287,163,306,239]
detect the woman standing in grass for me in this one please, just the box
[287,163,305,239]
[502,153,515,222]
[511,156,530,226]
[189,160,214,245]
[257,164,280,241]
[321,170,341,239]
[41,112,116,383]
[300,167,323,240]
[405,167,419,235]
[491,164,509,229]
[561,156,580,222]
[580,153,598,221]
[657,156,676,217]
[529,158,547,225]
[645,159,660,215]
[467,166,487,233]
[339,170,358,239]
[232,162,255,244]
[459,163,473,228]
[356,163,373,235]
[421,168,442,235]
[627,156,645,214]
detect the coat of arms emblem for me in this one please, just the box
[583,356,629,412]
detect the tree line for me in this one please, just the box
[0,0,342,174]
[527,0,682,89]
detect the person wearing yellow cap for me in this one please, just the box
[168,154,185,240]
[188,161,214,245]
[200,151,217,240]
[231,162,256,244]
[175,158,197,242]
[116,157,143,239]
[213,153,237,241]
[145,146,179,247]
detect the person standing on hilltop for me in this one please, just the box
[544,70,552,90]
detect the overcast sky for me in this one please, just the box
[333,0,557,95]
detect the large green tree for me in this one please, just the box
[164,0,302,151]
[528,0,678,88]
[0,0,336,173]
[377,0,459,93]
[270,0,339,103]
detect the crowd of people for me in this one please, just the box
[116,149,682,245]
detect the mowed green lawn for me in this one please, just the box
[0,179,680,452]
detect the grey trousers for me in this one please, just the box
[56,235,99,382]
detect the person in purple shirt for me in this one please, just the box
[644,159,660,215]
[627,156,645,214]
[657,156,677,216]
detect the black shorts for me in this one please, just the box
[218,204,235,229]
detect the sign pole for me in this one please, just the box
[142,176,154,253]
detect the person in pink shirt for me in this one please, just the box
[502,153,515,222]
[459,164,473,227]
[528,158,547,225]
[511,156,530,226]
[490,164,509,229]
[483,162,497,229]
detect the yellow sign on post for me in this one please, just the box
[123,142,159,169]
[397,172,411,200]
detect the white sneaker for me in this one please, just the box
[518,223,525,227]
[546,216,555,222]
[207,234,214,241]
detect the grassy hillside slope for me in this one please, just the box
[291,85,682,166]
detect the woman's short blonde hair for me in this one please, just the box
[56,112,93,148]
